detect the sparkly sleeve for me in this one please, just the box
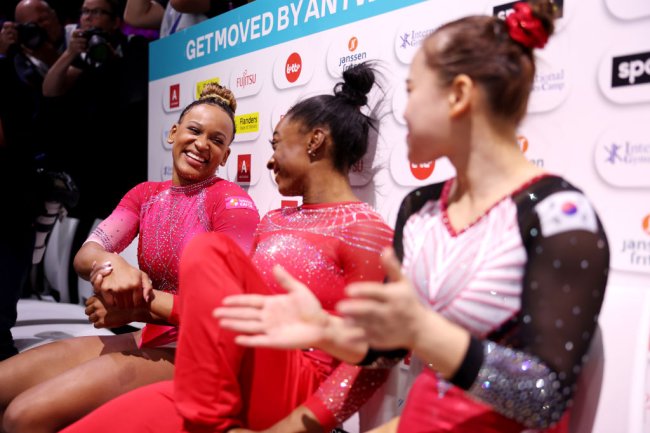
[303,216,395,429]
[84,183,146,253]
[206,181,260,256]
[463,187,610,428]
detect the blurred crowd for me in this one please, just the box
[0,0,252,361]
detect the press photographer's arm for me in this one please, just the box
[42,28,85,96]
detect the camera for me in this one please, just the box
[81,28,112,68]
[16,22,47,50]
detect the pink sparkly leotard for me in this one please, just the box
[61,201,394,433]
[85,175,260,347]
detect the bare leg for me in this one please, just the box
[1,331,175,433]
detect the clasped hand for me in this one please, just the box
[90,258,153,309]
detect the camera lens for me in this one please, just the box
[16,23,46,50]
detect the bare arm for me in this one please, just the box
[42,30,85,97]
[170,0,211,13]
[75,241,153,307]
[124,0,165,29]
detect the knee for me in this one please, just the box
[3,396,39,433]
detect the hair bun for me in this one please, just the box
[199,82,238,113]
[334,62,376,107]
[505,0,557,49]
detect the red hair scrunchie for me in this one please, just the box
[504,2,549,49]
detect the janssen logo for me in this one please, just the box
[338,36,367,71]
[327,34,377,78]
[285,52,302,83]
[612,51,650,88]
[517,134,544,168]
[619,214,650,271]
[493,0,563,20]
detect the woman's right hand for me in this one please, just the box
[214,265,331,350]
[84,294,138,328]
[90,257,154,309]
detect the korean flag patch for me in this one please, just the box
[535,191,598,237]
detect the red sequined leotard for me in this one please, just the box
[61,201,394,433]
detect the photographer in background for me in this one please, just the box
[42,0,148,302]
[0,0,67,361]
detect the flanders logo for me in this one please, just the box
[235,112,259,134]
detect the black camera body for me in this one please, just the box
[80,28,113,68]
[16,22,47,50]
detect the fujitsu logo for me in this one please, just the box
[236,69,256,89]
[612,51,650,87]
[285,52,302,83]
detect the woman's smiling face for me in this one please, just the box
[170,104,233,185]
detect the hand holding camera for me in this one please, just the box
[70,27,113,69]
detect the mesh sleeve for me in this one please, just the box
[84,183,146,253]
[304,216,394,428]
[464,189,610,428]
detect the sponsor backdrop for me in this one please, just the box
[147,0,650,431]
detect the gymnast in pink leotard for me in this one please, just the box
[0,83,259,433]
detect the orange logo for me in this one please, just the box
[517,135,529,153]
[348,37,358,52]
[285,52,302,83]
[409,161,435,180]
[643,214,650,235]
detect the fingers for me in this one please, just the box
[141,273,154,303]
[233,334,276,348]
[337,298,385,318]
[213,306,263,321]
[220,294,267,308]
[381,247,403,283]
[345,281,390,302]
[219,318,265,335]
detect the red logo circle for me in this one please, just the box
[517,135,529,153]
[285,52,302,83]
[409,161,435,180]
[348,37,358,52]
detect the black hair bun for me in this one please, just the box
[334,62,376,107]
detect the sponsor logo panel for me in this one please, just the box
[273,49,314,89]
[599,45,650,104]
[162,83,183,113]
[234,111,261,142]
[595,123,650,188]
[230,67,263,99]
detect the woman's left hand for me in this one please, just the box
[337,247,430,350]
